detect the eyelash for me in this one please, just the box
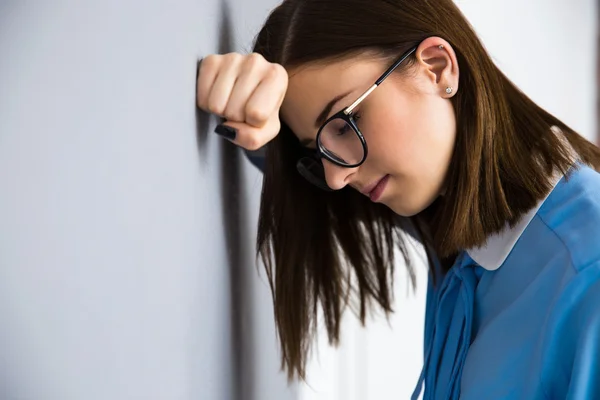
[301,111,362,149]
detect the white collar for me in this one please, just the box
[466,170,564,271]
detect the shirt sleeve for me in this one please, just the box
[565,268,600,400]
[542,263,600,399]
[243,147,266,173]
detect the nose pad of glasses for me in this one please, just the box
[296,157,333,192]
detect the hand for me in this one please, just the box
[196,52,288,151]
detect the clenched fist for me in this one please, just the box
[196,52,289,151]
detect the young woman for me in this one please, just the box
[196,0,600,398]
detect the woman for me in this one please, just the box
[196,0,600,398]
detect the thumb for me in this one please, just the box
[214,118,280,151]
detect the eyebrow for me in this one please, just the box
[301,91,353,147]
[314,91,353,129]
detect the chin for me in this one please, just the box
[386,201,425,217]
[386,194,439,217]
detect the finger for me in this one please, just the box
[244,64,288,127]
[206,55,242,117]
[216,118,280,151]
[196,56,220,111]
[223,55,270,122]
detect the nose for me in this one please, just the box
[322,159,357,191]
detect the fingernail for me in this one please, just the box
[214,124,237,140]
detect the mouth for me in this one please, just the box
[361,175,390,202]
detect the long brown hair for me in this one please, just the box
[252,0,600,380]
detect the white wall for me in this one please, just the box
[0,1,595,399]
[458,0,597,141]
[299,1,597,399]
[0,1,294,400]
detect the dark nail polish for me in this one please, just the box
[214,124,237,140]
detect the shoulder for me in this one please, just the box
[536,165,600,395]
[537,163,600,273]
[539,259,600,397]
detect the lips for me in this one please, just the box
[362,175,390,202]
[361,183,377,196]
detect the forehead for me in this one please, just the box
[280,56,384,140]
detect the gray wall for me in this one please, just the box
[0,1,295,399]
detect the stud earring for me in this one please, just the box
[445,87,453,94]
[438,45,444,49]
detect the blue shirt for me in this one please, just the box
[412,163,600,399]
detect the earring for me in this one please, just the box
[445,87,453,94]
[438,45,444,49]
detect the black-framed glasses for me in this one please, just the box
[297,45,418,191]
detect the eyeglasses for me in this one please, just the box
[296,45,418,191]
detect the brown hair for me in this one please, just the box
[252,0,600,380]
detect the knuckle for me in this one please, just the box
[274,64,288,84]
[246,106,269,124]
[269,63,283,77]
[201,54,220,70]
[207,100,226,117]
[224,52,243,64]
[246,52,265,68]
[223,106,244,122]
[267,64,288,94]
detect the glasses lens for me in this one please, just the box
[296,157,332,191]
[319,117,364,166]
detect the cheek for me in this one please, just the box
[419,98,457,170]
[365,96,456,179]
[363,103,422,169]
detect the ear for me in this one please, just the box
[415,36,459,98]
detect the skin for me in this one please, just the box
[280,37,460,217]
